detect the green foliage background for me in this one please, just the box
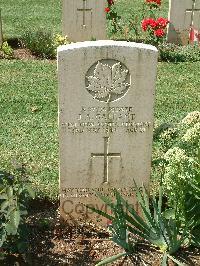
[1,0,169,39]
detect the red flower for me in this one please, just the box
[149,18,157,28]
[156,17,169,28]
[105,7,111,13]
[142,18,157,31]
[154,28,165,37]
[107,0,114,5]
[142,20,147,31]
[142,16,169,38]
[146,0,161,5]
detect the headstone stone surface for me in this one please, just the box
[62,0,107,42]
[167,0,200,45]
[58,41,158,222]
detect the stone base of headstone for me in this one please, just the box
[60,187,140,226]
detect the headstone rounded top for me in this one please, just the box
[57,40,158,54]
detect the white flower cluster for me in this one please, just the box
[182,122,200,143]
[163,148,196,192]
[181,111,200,126]
[161,111,200,206]
[164,147,188,163]
[160,127,177,141]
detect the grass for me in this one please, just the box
[0,60,58,199]
[156,61,200,124]
[0,59,199,199]
[1,0,61,39]
[115,0,169,18]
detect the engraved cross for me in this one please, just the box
[91,137,121,184]
[186,0,200,27]
[77,0,92,27]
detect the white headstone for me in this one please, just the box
[167,0,200,45]
[62,0,107,42]
[58,41,158,223]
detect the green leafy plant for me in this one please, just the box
[159,113,199,211]
[105,1,122,35]
[88,181,189,265]
[184,181,200,247]
[106,1,146,41]
[22,30,70,59]
[158,43,200,62]
[22,29,55,58]
[140,0,169,46]
[0,167,35,256]
[153,111,200,247]
[0,41,13,59]
[141,17,169,46]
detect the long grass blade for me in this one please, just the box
[161,252,167,266]
[127,224,149,240]
[115,190,151,232]
[167,254,187,266]
[95,252,128,266]
[87,205,114,221]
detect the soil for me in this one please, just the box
[1,199,200,266]
[1,38,37,60]
[13,48,36,60]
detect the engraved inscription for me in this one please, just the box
[86,60,131,103]
[62,106,151,134]
[61,187,139,217]
[61,187,136,199]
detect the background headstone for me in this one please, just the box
[62,0,107,42]
[58,41,158,223]
[167,0,200,45]
[0,9,3,46]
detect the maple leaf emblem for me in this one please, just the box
[86,61,130,102]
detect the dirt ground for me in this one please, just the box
[2,199,199,266]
